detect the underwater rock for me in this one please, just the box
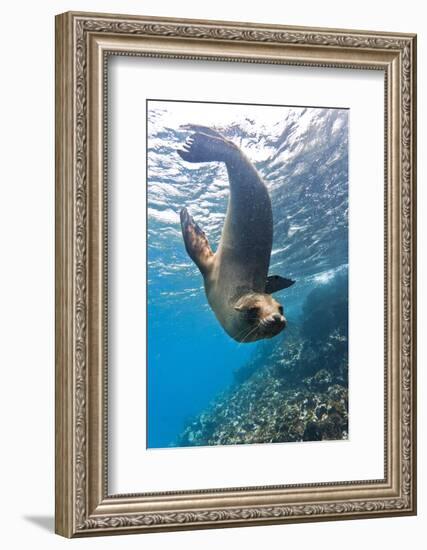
[301,273,348,344]
[176,367,348,446]
[303,421,322,441]
[304,369,333,391]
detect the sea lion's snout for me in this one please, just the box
[271,313,287,327]
[263,312,287,335]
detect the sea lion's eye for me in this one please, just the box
[247,307,259,319]
[278,306,284,315]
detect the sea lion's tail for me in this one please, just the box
[177,125,237,164]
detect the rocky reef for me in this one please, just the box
[177,273,348,447]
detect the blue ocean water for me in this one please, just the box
[147,101,348,448]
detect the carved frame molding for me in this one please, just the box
[55,11,416,537]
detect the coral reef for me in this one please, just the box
[177,273,349,447]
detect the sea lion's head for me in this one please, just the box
[232,292,287,343]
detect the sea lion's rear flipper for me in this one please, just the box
[180,207,214,275]
[265,275,295,294]
[177,128,236,164]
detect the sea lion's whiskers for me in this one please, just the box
[233,328,252,346]
[239,323,261,346]
[233,323,256,342]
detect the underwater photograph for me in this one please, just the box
[146,99,349,449]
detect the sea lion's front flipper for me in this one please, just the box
[265,275,295,294]
[180,207,214,275]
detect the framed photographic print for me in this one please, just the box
[55,11,417,537]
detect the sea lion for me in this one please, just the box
[178,124,295,343]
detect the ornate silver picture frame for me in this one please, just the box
[55,11,416,537]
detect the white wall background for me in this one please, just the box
[0,1,424,548]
